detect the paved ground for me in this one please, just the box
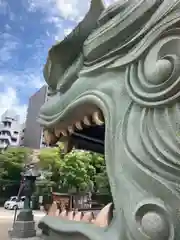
[0,207,45,240]
[0,208,101,239]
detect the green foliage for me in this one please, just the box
[0,145,110,197]
[94,166,110,193]
[37,147,61,193]
[89,152,110,193]
[60,150,96,192]
[0,147,32,182]
[0,147,32,199]
[38,147,61,170]
[38,147,61,185]
[38,146,110,194]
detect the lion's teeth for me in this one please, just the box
[93,111,104,125]
[75,121,83,130]
[51,110,104,143]
[61,130,68,136]
[64,138,73,154]
[68,126,74,134]
[83,116,91,126]
[43,130,51,144]
[54,128,61,137]
[44,130,57,145]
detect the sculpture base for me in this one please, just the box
[9,209,37,239]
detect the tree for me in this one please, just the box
[38,147,95,192]
[0,147,32,198]
[38,147,61,180]
[38,144,111,194]
[89,152,110,193]
[94,166,110,193]
[38,147,62,192]
[0,147,32,182]
[59,150,96,192]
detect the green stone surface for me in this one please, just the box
[38,0,180,239]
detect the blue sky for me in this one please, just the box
[0,0,115,122]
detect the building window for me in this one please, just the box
[4,121,11,127]
[1,131,10,136]
[11,137,17,142]
[14,131,18,135]
[1,139,9,144]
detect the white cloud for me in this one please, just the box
[46,31,50,37]
[25,0,90,40]
[4,24,11,31]
[26,0,90,21]
[0,70,44,125]
[26,73,45,89]
[104,0,118,5]
[0,69,45,124]
[0,87,27,123]
[0,70,43,90]
[0,33,19,64]
[63,27,73,37]
[26,0,118,22]
[0,0,7,14]
[25,0,118,41]
[55,0,90,21]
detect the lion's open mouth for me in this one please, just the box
[43,109,105,154]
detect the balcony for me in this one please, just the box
[0,134,11,143]
[0,142,9,149]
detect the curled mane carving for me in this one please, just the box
[38,1,180,240]
[81,0,180,73]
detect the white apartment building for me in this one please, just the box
[0,110,25,149]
